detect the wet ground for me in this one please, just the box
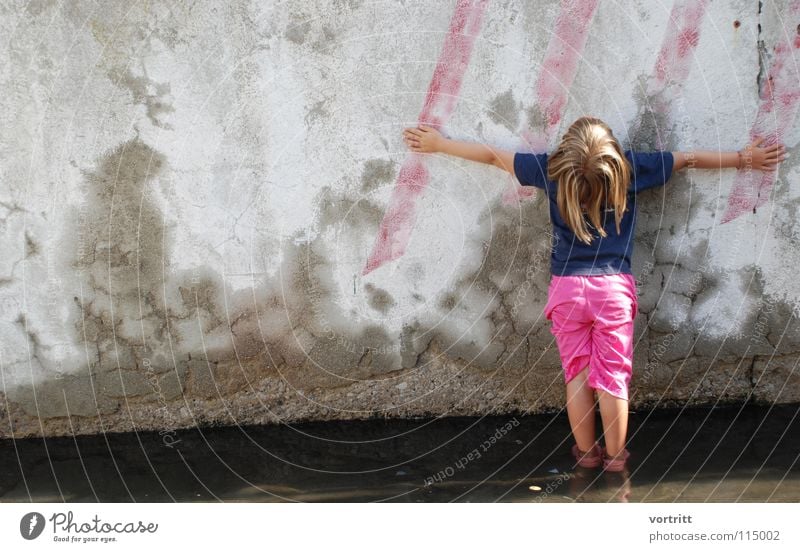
[1,404,798,502]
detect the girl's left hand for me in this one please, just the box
[742,137,787,171]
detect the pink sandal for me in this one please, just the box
[571,443,603,468]
[602,447,631,472]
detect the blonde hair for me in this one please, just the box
[546,116,632,245]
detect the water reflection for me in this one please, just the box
[0,404,798,502]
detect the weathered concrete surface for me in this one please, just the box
[1,0,799,438]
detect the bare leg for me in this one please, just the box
[565,366,598,452]
[598,390,628,458]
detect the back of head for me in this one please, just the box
[546,116,631,245]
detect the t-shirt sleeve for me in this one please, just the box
[628,150,674,193]
[513,152,549,189]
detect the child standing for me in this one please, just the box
[403,116,785,472]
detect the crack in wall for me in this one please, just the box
[757,1,766,96]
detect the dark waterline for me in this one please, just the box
[1,404,799,502]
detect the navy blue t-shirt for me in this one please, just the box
[513,150,674,276]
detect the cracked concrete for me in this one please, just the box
[1,1,799,439]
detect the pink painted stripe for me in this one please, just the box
[534,0,600,138]
[362,0,489,275]
[722,1,800,224]
[504,0,600,204]
[652,0,709,91]
[648,0,710,150]
[623,0,709,153]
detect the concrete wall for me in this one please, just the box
[1,0,799,439]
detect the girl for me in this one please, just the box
[403,116,785,472]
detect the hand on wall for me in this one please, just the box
[739,137,787,172]
[403,126,444,154]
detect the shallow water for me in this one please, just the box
[1,404,798,502]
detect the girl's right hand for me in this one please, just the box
[741,137,787,171]
[403,125,444,153]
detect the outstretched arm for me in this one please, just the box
[673,137,786,172]
[403,125,517,174]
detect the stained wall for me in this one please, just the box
[1,0,799,438]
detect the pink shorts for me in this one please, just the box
[544,273,638,401]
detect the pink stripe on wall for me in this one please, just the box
[504,0,600,204]
[646,0,710,150]
[533,0,600,138]
[362,0,489,275]
[722,1,800,224]
[652,0,709,91]
[623,0,709,155]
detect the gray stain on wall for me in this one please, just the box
[489,89,520,131]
